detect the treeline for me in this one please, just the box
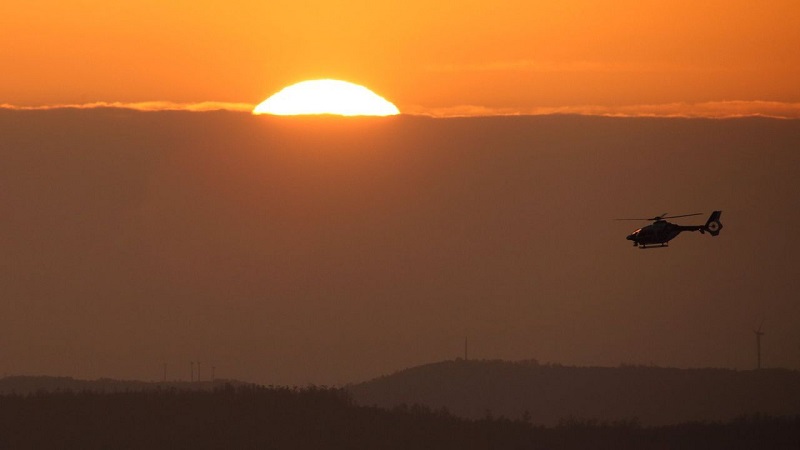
[0,375,248,395]
[0,385,797,449]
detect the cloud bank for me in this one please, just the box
[402,101,800,119]
[3,100,800,119]
[0,101,255,112]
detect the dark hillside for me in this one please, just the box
[348,360,800,426]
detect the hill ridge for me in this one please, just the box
[347,359,800,426]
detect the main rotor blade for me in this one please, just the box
[614,218,651,221]
[661,213,704,219]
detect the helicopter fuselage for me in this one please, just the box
[620,211,722,248]
[626,220,703,248]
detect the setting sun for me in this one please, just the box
[252,79,399,116]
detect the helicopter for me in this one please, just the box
[617,211,723,248]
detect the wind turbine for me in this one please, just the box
[754,321,765,370]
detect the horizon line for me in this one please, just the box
[2,100,800,119]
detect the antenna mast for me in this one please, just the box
[754,328,764,370]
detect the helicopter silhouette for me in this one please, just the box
[617,211,723,248]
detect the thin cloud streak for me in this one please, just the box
[403,101,800,119]
[4,100,800,119]
[0,101,255,112]
[426,60,723,73]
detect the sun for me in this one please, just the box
[253,79,400,116]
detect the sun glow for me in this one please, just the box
[253,79,399,116]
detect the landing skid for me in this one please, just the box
[638,243,669,249]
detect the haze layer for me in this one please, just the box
[1,110,798,384]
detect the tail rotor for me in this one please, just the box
[704,211,723,236]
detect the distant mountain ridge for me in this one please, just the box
[0,375,249,395]
[347,360,800,426]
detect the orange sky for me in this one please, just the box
[2,0,799,115]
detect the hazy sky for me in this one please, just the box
[1,0,799,386]
[2,0,799,115]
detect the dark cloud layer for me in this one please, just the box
[1,110,798,384]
